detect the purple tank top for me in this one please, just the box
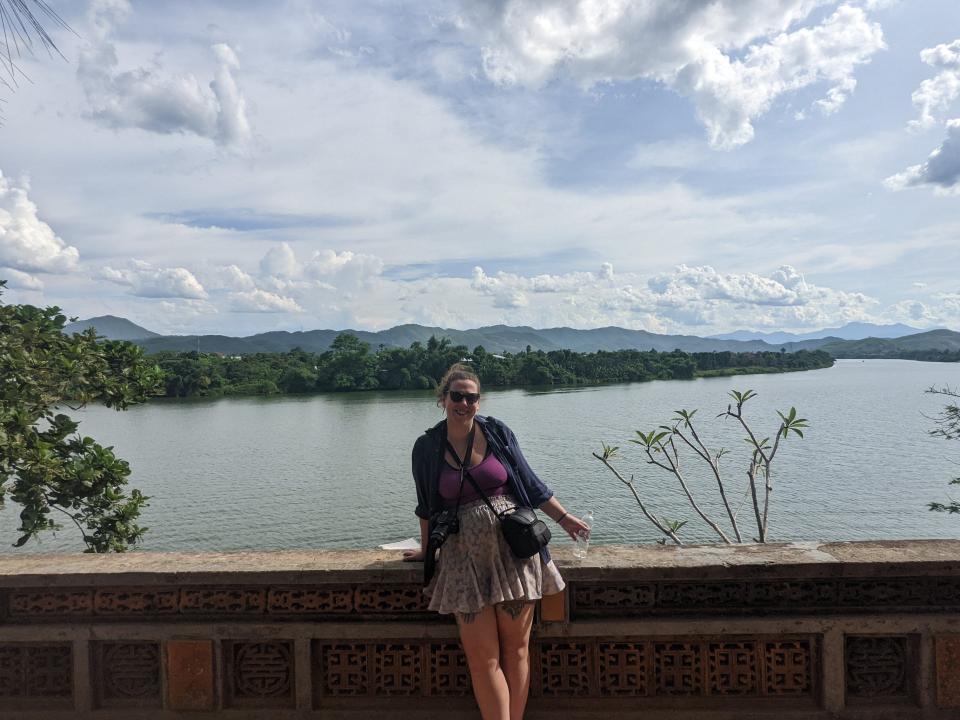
[438,452,509,507]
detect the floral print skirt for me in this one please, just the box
[425,494,565,615]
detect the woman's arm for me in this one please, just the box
[402,517,430,561]
[539,496,590,541]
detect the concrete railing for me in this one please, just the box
[0,540,958,718]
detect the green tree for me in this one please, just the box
[928,386,960,514]
[0,283,163,551]
[319,333,379,390]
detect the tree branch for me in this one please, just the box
[592,452,682,545]
[646,440,732,544]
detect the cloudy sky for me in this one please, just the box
[1,0,959,336]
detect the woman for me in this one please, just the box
[403,363,589,720]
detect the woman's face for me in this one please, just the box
[443,378,480,423]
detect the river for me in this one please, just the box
[3,359,958,553]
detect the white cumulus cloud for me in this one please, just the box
[1,268,44,291]
[908,38,960,131]
[77,1,251,146]
[303,249,384,290]
[471,1,884,148]
[885,118,960,193]
[99,260,208,299]
[259,242,299,278]
[0,172,79,273]
[229,289,303,313]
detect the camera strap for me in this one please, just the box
[445,425,475,516]
[446,426,507,519]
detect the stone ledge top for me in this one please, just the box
[0,540,957,587]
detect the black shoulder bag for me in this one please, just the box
[445,431,551,559]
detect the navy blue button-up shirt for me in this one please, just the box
[412,415,555,583]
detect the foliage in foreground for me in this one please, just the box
[151,334,834,398]
[0,283,163,551]
[928,386,960,515]
[593,390,808,544]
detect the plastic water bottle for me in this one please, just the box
[573,511,594,559]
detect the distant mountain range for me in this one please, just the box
[63,316,960,358]
[708,322,930,343]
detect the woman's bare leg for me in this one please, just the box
[495,600,535,720]
[457,606,510,720]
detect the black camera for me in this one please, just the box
[429,509,460,547]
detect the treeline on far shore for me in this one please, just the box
[834,348,960,362]
[149,333,835,398]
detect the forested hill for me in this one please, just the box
[820,329,960,360]
[70,317,824,354]
[66,316,960,358]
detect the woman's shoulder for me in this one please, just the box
[477,415,513,442]
[413,420,446,451]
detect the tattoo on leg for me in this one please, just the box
[499,599,530,620]
[457,610,479,624]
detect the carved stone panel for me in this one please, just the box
[538,642,591,696]
[708,641,757,696]
[428,643,471,696]
[95,589,179,615]
[94,642,161,707]
[268,587,353,614]
[845,635,911,700]
[318,643,369,696]
[181,588,267,614]
[0,644,72,701]
[373,643,421,695]
[226,640,295,708]
[659,583,747,610]
[572,585,655,616]
[598,641,647,696]
[355,586,430,613]
[764,640,813,696]
[838,580,929,608]
[749,580,838,607]
[8,590,93,617]
[654,642,703,696]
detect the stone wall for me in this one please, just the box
[0,540,957,718]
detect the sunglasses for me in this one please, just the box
[447,390,480,405]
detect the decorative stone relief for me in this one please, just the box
[570,577,960,618]
[538,641,591,696]
[8,590,93,616]
[0,644,72,699]
[181,588,267,614]
[227,640,295,708]
[572,585,655,615]
[845,635,909,699]
[428,643,471,696]
[654,642,703,696]
[708,641,757,695]
[95,642,161,707]
[318,643,369,696]
[764,640,813,696]
[355,586,431,613]
[373,643,421,695]
[598,641,647,696]
[95,589,178,614]
[267,587,353,614]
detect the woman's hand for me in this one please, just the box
[401,548,425,562]
[558,514,590,542]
